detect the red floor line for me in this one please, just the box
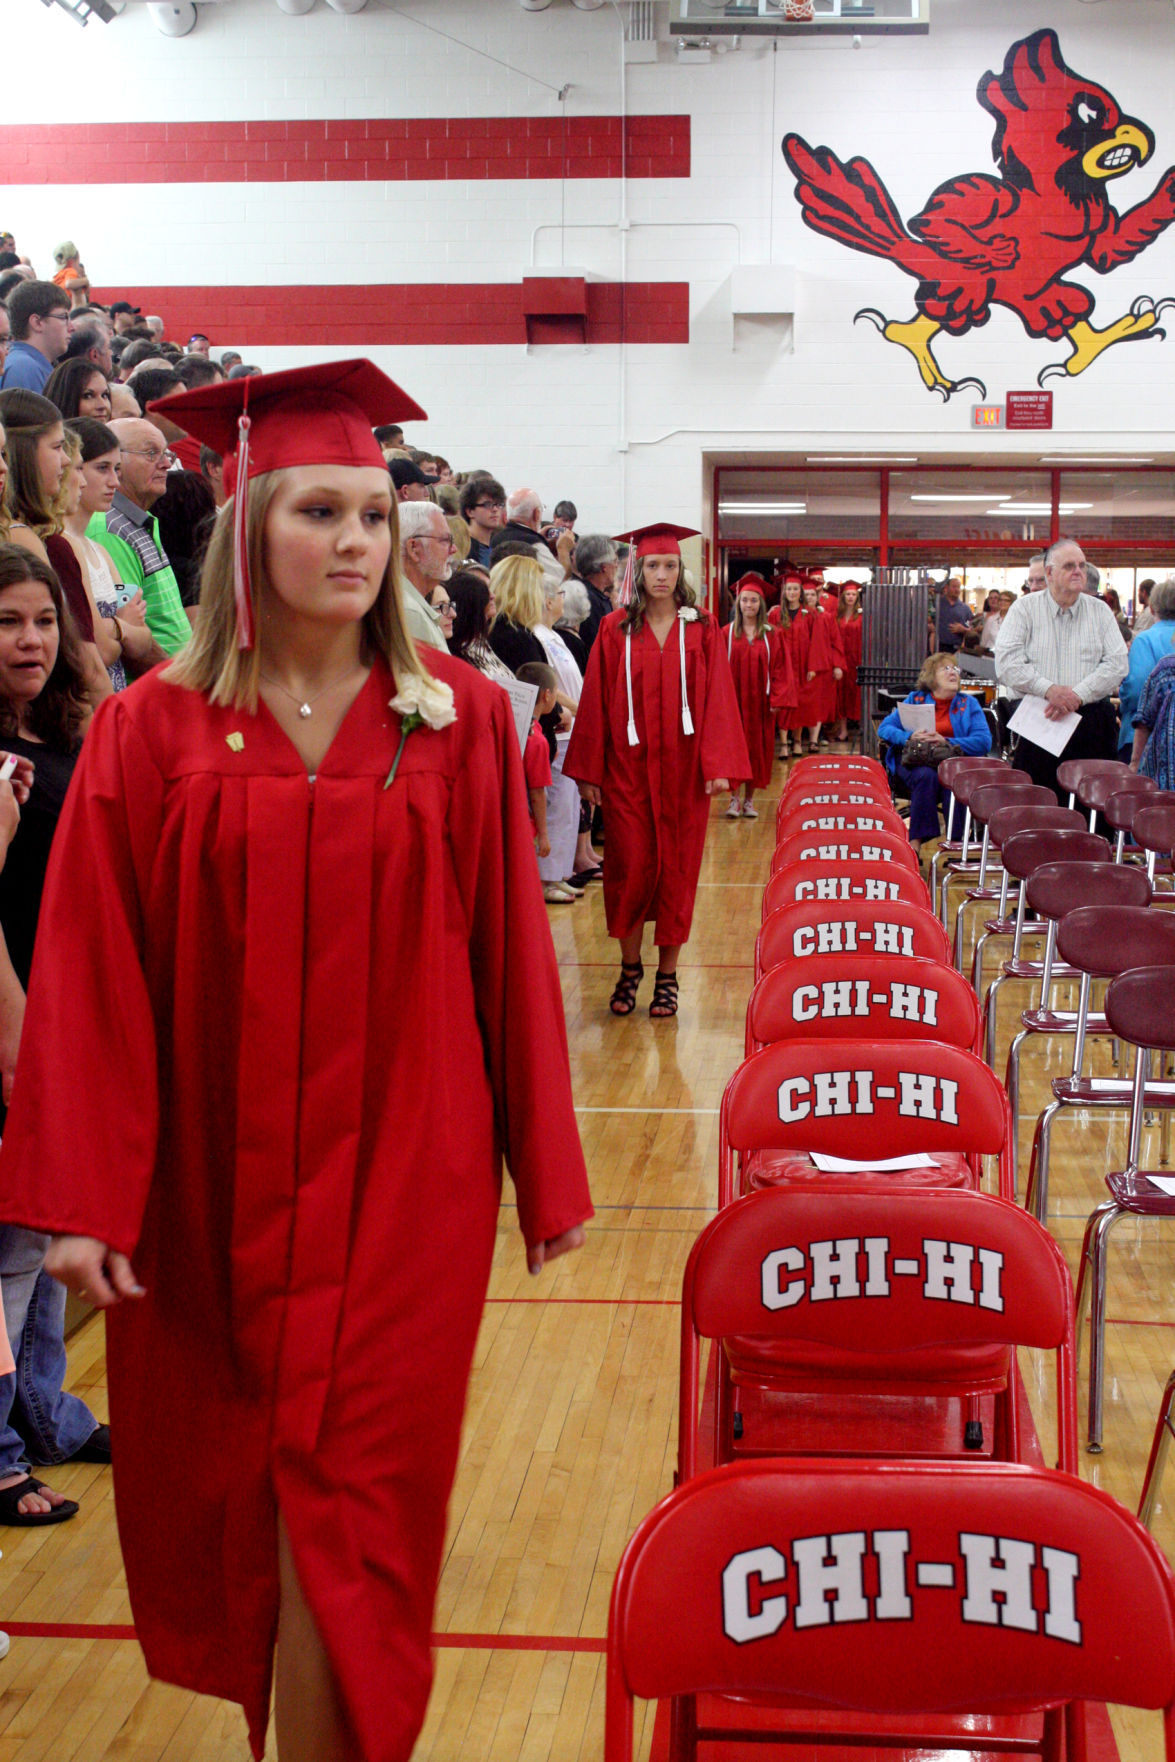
[484,1296,678,1306]
[558,961,752,969]
[0,1620,605,1653]
[1105,1315,1175,1330]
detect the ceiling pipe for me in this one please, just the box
[323,0,367,11]
[276,0,315,13]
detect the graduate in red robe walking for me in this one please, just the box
[794,578,845,752]
[833,579,864,743]
[564,524,750,1020]
[722,572,795,818]
[768,575,804,760]
[0,362,593,1762]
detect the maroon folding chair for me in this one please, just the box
[605,1459,1175,1762]
[1023,905,1175,1225]
[1103,778,1162,862]
[950,781,1056,969]
[930,756,1014,918]
[1135,800,1175,889]
[746,953,980,1058]
[968,804,1088,995]
[1078,767,1155,836]
[1005,863,1152,1180]
[718,1037,1013,1208]
[754,898,951,984]
[763,859,931,920]
[1075,967,1175,1450]
[1056,755,1131,812]
[679,1187,1076,1481]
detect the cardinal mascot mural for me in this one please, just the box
[783,28,1175,399]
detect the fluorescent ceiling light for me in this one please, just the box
[719,504,807,514]
[909,493,1014,503]
[1038,456,1154,465]
[991,503,1092,514]
[807,455,918,464]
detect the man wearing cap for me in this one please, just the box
[0,281,70,393]
[389,458,432,503]
[186,333,211,358]
[110,300,142,336]
[2,356,591,1762]
[88,418,191,656]
[398,502,454,651]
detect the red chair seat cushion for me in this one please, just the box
[743,1150,976,1191]
[723,1335,1011,1394]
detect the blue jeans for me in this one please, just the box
[0,1226,98,1472]
[893,763,962,843]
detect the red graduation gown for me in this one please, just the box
[724,621,796,789]
[835,614,863,722]
[0,656,592,1762]
[793,608,842,726]
[564,609,750,947]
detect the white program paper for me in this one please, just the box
[501,676,539,756]
[1008,694,1081,757]
[809,1151,937,1173]
[897,702,937,735]
[1145,1176,1175,1197]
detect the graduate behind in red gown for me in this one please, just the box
[0,359,593,1762]
[722,572,795,819]
[833,579,864,744]
[794,578,845,753]
[564,523,750,1021]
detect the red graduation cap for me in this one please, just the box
[613,522,699,560]
[149,359,428,650]
[732,571,769,598]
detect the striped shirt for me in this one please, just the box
[993,589,1127,705]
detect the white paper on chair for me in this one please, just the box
[897,702,937,735]
[1007,694,1081,757]
[809,1151,937,1173]
[1144,1175,1175,1196]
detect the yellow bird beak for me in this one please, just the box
[1083,123,1152,181]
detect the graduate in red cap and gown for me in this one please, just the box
[0,359,593,1762]
[722,571,795,817]
[769,574,804,758]
[833,579,864,742]
[792,577,844,751]
[564,524,750,1018]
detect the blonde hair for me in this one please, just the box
[45,427,80,534]
[165,468,431,712]
[490,553,544,631]
[623,553,699,635]
[917,650,960,693]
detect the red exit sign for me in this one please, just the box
[972,404,1005,429]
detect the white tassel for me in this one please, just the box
[679,618,694,737]
[625,631,640,746]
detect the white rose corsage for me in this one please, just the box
[678,607,700,623]
[384,673,457,788]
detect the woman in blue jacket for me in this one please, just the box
[878,652,992,858]
[1117,578,1175,755]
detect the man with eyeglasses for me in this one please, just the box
[87,418,191,656]
[398,502,456,652]
[459,475,507,569]
[0,281,70,392]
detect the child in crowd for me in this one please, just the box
[518,662,565,890]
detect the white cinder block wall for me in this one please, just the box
[6,0,1175,534]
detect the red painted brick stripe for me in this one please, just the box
[0,116,689,184]
[0,1620,605,1653]
[91,283,689,348]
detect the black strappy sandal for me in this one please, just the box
[649,971,679,1018]
[609,962,644,1016]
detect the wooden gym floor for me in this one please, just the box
[0,760,1171,1760]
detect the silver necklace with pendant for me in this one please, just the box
[260,665,361,720]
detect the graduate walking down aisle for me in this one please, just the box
[0,361,593,1762]
[564,523,750,1019]
[723,572,795,818]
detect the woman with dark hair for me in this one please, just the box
[722,573,794,819]
[62,417,155,688]
[0,363,590,1762]
[43,359,112,423]
[446,566,514,683]
[564,523,749,1018]
[769,573,804,759]
[151,468,216,611]
[0,542,104,1524]
[832,579,864,743]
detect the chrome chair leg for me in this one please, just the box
[1139,1369,1175,1527]
[1074,1199,1126,1453]
[1005,1027,1030,1199]
[984,970,1010,1068]
[1027,1100,1062,1223]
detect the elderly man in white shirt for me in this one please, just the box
[398,501,453,652]
[994,537,1127,798]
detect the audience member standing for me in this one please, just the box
[572,534,618,652]
[62,417,158,686]
[0,283,70,394]
[565,524,750,1020]
[87,417,190,655]
[459,477,506,568]
[398,502,455,652]
[1118,577,1175,755]
[936,576,973,652]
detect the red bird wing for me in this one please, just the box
[908,176,1022,273]
[783,134,914,263]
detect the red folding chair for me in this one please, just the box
[679,1188,1077,1480]
[718,1038,1013,1207]
[1023,905,1175,1225]
[950,782,1057,969]
[1134,800,1175,889]
[932,757,1020,920]
[775,803,905,844]
[786,755,887,786]
[1103,778,1162,862]
[763,859,931,919]
[1057,755,1131,812]
[1074,967,1175,1451]
[745,953,980,1058]
[777,783,892,837]
[755,898,951,983]
[605,1458,1175,1762]
[1078,766,1156,836]
[772,827,921,877]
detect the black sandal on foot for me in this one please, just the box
[649,972,679,1018]
[609,962,644,1016]
[0,1475,79,1527]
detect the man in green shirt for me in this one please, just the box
[87,418,191,656]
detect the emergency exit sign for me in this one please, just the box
[972,404,1004,429]
[970,392,1054,431]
